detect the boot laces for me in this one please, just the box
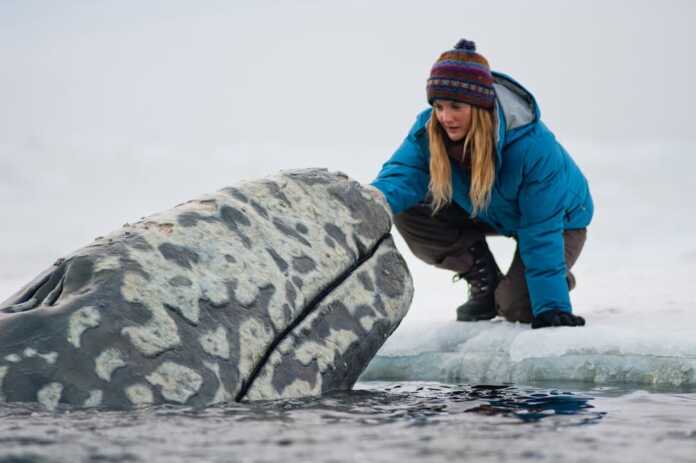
[453,256,490,295]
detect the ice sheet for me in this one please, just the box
[362,309,696,386]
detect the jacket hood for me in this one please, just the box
[492,71,540,168]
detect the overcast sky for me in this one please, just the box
[1,1,695,316]
[1,0,695,149]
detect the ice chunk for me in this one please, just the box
[362,311,696,387]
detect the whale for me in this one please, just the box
[0,168,413,410]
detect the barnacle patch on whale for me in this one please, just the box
[83,390,103,408]
[67,306,101,348]
[199,326,231,360]
[37,382,63,411]
[126,383,154,406]
[146,361,203,404]
[95,348,127,382]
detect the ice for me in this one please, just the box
[361,310,696,386]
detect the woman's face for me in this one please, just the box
[433,99,472,142]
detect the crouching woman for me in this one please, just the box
[370,39,593,329]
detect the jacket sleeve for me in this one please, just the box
[516,143,571,317]
[370,116,430,215]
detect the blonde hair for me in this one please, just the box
[427,106,496,216]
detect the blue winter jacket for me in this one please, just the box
[371,72,593,317]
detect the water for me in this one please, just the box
[0,381,694,463]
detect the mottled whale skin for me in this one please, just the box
[0,169,413,410]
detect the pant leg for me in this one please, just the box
[393,201,497,274]
[495,228,588,323]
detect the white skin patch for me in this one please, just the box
[191,198,218,213]
[121,273,181,356]
[38,352,58,365]
[93,255,121,272]
[198,279,229,307]
[126,384,154,406]
[67,306,101,348]
[95,348,127,382]
[121,233,229,325]
[83,390,103,408]
[0,366,7,402]
[146,361,203,404]
[293,328,359,371]
[199,326,230,360]
[359,315,376,332]
[5,351,58,364]
[280,378,321,399]
[37,382,63,411]
[237,318,274,378]
[233,279,260,307]
[245,376,321,401]
[39,352,58,365]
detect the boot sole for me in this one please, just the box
[456,310,497,322]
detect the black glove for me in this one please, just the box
[532,309,586,329]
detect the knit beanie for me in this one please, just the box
[426,39,496,110]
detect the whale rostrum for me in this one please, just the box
[0,169,413,409]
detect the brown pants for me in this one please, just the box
[393,201,587,323]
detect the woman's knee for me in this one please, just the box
[393,204,479,269]
[563,228,587,269]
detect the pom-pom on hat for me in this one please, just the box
[426,39,496,110]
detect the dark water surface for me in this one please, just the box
[0,382,694,463]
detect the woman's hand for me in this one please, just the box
[532,309,586,329]
[362,184,393,221]
[363,184,385,203]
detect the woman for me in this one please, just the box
[370,39,593,329]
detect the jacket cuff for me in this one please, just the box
[526,273,572,317]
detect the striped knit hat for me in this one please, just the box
[426,39,496,110]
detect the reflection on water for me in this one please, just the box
[0,382,693,463]
[460,384,605,424]
[248,383,605,428]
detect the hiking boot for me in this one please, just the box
[454,240,502,321]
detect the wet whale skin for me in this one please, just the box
[0,169,413,409]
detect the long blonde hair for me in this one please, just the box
[427,106,496,216]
